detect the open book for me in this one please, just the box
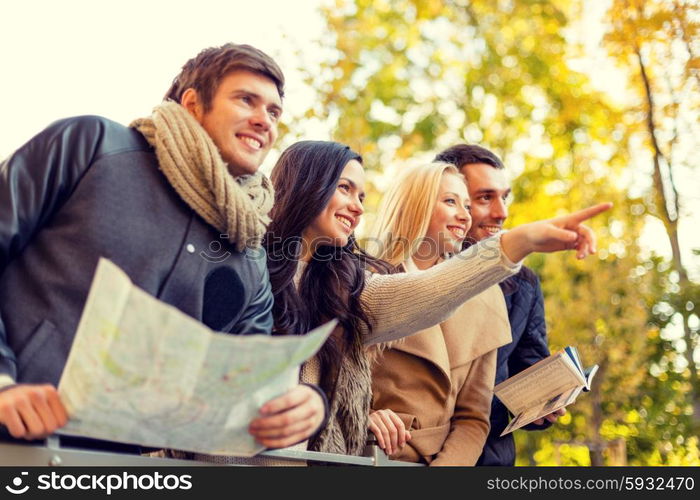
[495,346,598,436]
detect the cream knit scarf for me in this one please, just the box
[131,101,274,251]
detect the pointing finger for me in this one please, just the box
[565,203,612,225]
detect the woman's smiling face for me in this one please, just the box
[420,172,472,257]
[303,159,365,252]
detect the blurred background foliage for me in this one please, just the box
[290,0,699,465]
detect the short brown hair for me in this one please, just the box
[434,144,504,170]
[164,43,285,111]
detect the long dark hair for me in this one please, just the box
[264,141,391,386]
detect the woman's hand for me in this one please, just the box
[248,384,326,449]
[368,408,412,456]
[501,203,612,262]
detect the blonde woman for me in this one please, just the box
[367,162,511,465]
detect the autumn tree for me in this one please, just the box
[305,0,697,464]
[604,0,700,436]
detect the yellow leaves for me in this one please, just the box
[662,436,700,465]
[309,0,697,465]
[625,409,642,424]
[545,18,562,35]
[533,442,592,466]
[646,448,664,465]
[594,317,609,336]
[600,418,639,439]
[559,411,573,426]
[396,132,424,158]
[372,0,392,14]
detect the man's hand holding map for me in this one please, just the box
[57,258,333,457]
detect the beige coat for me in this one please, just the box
[371,260,512,466]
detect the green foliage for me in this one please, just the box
[307,0,699,465]
[603,0,700,451]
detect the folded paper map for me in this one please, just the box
[58,258,334,456]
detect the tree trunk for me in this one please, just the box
[589,362,606,466]
[635,44,699,426]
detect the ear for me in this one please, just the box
[180,88,204,123]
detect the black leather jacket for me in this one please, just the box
[0,116,274,385]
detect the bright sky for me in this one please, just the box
[0,0,328,165]
[2,0,697,279]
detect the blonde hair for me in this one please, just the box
[368,161,464,266]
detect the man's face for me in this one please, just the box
[460,163,511,242]
[187,70,282,177]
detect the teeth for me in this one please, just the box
[449,227,465,238]
[335,215,352,228]
[240,136,262,149]
[482,226,501,233]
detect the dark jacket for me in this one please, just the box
[476,266,551,466]
[0,116,274,386]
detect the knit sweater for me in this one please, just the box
[359,234,520,345]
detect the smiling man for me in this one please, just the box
[0,43,326,454]
[435,144,563,466]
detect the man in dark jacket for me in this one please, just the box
[0,43,325,450]
[435,144,564,466]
